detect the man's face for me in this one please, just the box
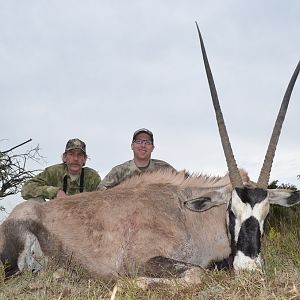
[131,132,154,161]
[63,149,87,175]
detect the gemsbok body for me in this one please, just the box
[0,24,299,282]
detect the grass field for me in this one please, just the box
[1,205,300,300]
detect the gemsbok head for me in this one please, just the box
[185,22,300,271]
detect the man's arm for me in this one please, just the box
[97,161,134,191]
[21,168,61,200]
[97,168,120,191]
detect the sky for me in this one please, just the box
[1,0,299,218]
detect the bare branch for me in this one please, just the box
[2,138,32,154]
[0,141,43,199]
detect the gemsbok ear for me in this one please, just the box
[184,197,226,212]
[268,189,300,207]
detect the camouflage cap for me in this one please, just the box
[132,128,154,143]
[65,138,86,154]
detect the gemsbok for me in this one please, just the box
[0,24,299,283]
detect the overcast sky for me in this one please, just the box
[1,0,299,217]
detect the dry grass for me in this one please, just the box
[1,206,300,300]
[2,266,300,300]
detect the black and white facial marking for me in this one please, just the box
[228,187,270,271]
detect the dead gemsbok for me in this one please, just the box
[0,25,299,283]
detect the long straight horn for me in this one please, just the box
[196,22,243,188]
[257,60,300,188]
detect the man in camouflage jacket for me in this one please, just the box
[21,138,101,201]
[97,128,176,191]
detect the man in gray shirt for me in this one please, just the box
[97,128,176,191]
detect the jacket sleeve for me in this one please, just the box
[21,169,60,200]
[97,167,122,191]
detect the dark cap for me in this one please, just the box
[132,128,154,143]
[65,138,86,154]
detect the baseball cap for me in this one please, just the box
[65,138,86,154]
[132,128,154,143]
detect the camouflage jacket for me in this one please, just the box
[21,163,101,200]
[97,159,176,191]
